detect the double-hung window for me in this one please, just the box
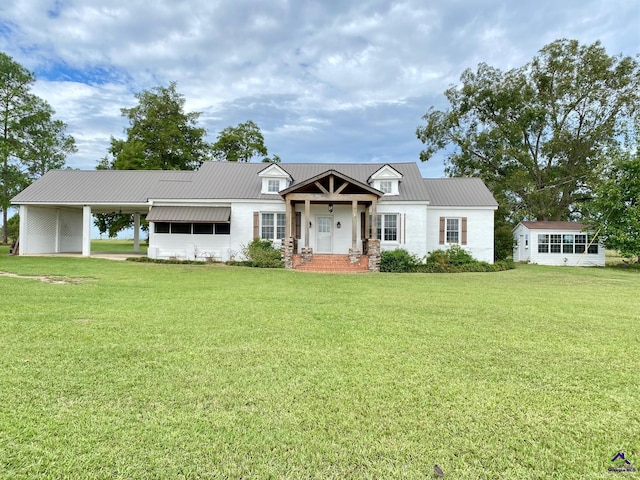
[261,213,286,240]
[370,214,398,242]
[267,179,280,193]
[446,218,460,244]
[379,181,393,194]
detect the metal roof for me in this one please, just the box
[11,169,195,203]
[519,221,588,231]
[11,161,498,208]
[186,162,430,201]
[146,206,231,223]
[422,178,498,207]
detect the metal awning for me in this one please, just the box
[146,206,231,223]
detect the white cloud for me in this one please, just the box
[0,0,637,174]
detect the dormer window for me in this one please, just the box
[259,164,292,194]
[368,164,403,196]
[267,179,280,193]
[379,181,393,194]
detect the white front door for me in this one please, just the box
[316,216,333,253]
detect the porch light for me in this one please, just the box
[336,222,341,229]
[328,203,333,213]
[309,221,312,228]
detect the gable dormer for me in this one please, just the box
[258,164,292,194]
[368,164,403,195]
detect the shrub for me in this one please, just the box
[241,238,284,268]
[418,245,515,273]
[127,257,208,265]
[380,249,421,272]
[426,245,475,266]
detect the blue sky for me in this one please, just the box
[1,0,639,180]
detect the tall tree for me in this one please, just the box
[20,97,77,179]
[417,39,640,222]
[101,82,210,171]
[586,150,640,262]
[96,82,210,236]
[0,52,75,243]
[211,120,269,162]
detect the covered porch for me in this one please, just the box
[279,170,383,271]
[18,203,146,257]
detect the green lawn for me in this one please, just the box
[0,255,638,479]
[91,239,148,254]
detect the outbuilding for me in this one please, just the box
[513,221,605,266]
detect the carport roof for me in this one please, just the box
[11,169,195,204]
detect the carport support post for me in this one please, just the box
[82,205,91,256]
[133,213,140,253]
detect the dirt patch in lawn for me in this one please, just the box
[0,271,89,285]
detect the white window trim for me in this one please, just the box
[371,213,400,243]
[445,217,460,245]
[262,178,287,194]
[267,179,280,193]
[374,179,399,195]
[260,212,286,241]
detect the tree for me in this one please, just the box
[0,52,75,243]
[96,82,210,236]
[211,120,269,162]
[20,98,76,179]
[101,82,210,171]
[587,151,640,262]
[417,39,640,222]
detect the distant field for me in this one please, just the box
[91,239,148,254]
[0,253,638,478]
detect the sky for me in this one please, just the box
[1,0,639,180]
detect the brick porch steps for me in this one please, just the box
[293,254,370,273]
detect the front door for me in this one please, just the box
[316,216,333,253]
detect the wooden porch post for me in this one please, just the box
[285,197,292,238]
[351,199,358,250]
[304,199,310,248]
[370,198,378,240]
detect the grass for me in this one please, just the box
[91,239,148,254]
[0,254,638,479]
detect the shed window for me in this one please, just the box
[537,232,599,254]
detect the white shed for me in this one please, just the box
[513,221,605,266]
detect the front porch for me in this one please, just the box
[279,169,384,272]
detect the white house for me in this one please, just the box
[11,162,498,271]
[513,221,605,266]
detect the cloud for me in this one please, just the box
[1,0,637,175]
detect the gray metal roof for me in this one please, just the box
[519,221,588,231]
[146,206,231,223]
[12,161,498,208]
[11,169,195,203]
[422,178,498,207]
[187,162,430,201]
